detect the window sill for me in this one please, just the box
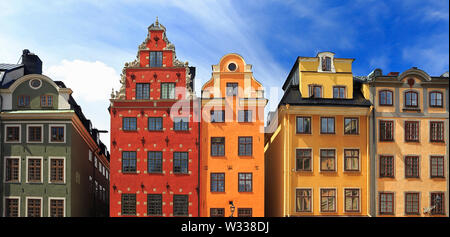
[402,108,421,112]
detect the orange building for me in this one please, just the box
[200,53,267,217]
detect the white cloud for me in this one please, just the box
[45,59,120,102]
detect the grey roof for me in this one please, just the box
[279,80,371,108]
[0,64,23,71]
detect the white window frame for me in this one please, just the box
[25,196,43,217]
[48,157,66,184]
[3,196,21,217]
[26,124,44,143]
[26,156,44,183]
[48,197,66,217]
[342,148,361,172]
[295,187,313,213]
[343,187,361,213]
[4,124,21,143]
[48,124,66,143]
[319,187,337,213]
[317,52,336,73]
[4,156,21,183]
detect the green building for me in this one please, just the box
[0,50,110,217]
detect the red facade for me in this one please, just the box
[109,19,199,217]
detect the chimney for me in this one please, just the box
[22,49,42,75]
[387,72,399,76]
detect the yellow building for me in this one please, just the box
[200,53,267,217]
[368,68,449,217]
[265,52,371,216]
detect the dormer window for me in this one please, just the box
[18,95,30,107]
[333,86,345,98]
[40,95,53,107]
[322,57,332,71]
[149,51,163,67]
[309,85,322,98]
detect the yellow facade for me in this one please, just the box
[371,68,449,217]
[265,52,371,216]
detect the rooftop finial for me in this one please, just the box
[156,16,159,25]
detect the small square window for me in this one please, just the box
[5,125,20,142]
[50,126,65,142]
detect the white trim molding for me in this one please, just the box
[3,156,21,183]
[48,197,66,217]
[48,124,66,143]
[4,124,21,143]
[26,124,44,143]
[48,157,66,184]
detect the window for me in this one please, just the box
[121,194,136,216]
[50,158,64,183]
[50,125,65,142]
[379,90,393,106]
[405,193,419,215]
[18,95,30,107]
[50,199,64,217]
[238,110,252,122]
[405,156,419,178]
[28,158,42,183]
[322,57,332,71]
[404,91,418,107]
[320,149,335,171]
[344,149,359,171]
[309,85,322,98]
[405,121,419,142]
[238,173,252,192]
[320,117,335,134]
[430,121,444,142]
[210,110,225,123]
[173,152,188,174]
[320,189,336,212]
[122,151,137,173]
[296,149,312,171]
[5,157,20,182]
[238,137,252,156]
[161,83,175,99]
[345,189,360,212]
[380,156,394,177]
[211,137,225,156]
[40,95,53,107]
[173,117,189,131]
[379,120,393,141]
[430,156,444,178]
[210,173,225,192]
[148,117,163,131]
[173,195,189,216]
[210,208,225,217]
[226,83,238,96]
[5,125,20,142]
[30,79,42,89]
[379,193,394,215]
[5,198,19,217]
[27,125,42,142]
[431,193,445,215]
[136,83,150,100]
[429,91,443,107]
[148,151,162,173]
[228,63,237,71]
[123,117,137,131]
[147,194,162,216]
[27,198,41,217]
[296,117,311,134]
[344,118,358,135]
[333,86,345,98]
[237,208,252,217]
[149,51,163,67]
[296,189,312,212]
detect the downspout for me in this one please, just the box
[197,98,201,217]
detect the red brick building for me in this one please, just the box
[109,18,199,217]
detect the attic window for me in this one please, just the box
[29,79,42,89]
[228,63,237,72]
[322,57,331,71]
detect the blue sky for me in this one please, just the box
[1,0,448,148]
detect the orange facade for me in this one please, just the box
[200,54,267,217]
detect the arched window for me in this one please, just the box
[404,91,418,107]
[379,90,393,106]
[429,91,443,107]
